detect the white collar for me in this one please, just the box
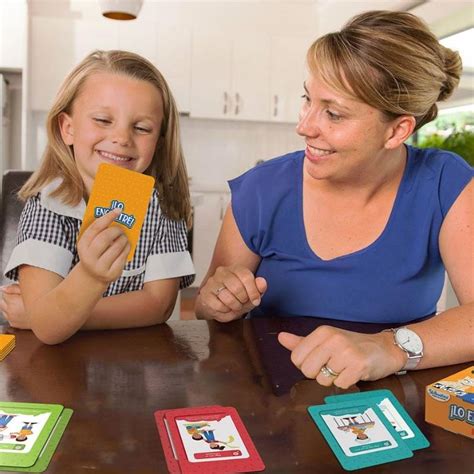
[40,178,86,220]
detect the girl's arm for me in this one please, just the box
[19,209,129,344]
[81,277,179,329]
[279,180,474,387]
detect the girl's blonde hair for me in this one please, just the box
[307,10,462,132]
[20,50,191,226]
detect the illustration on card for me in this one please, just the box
[0,411,50,452]
[176,415,250,463]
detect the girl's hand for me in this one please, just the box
[199,265,267,322]
[77,209,130,284]
[278,326,406,389]
[0,284,30,329]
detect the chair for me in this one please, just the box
[0,170,32,286]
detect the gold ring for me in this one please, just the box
[214,286,226,296]
[320,365,340,378]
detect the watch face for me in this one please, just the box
[395,328,423,354]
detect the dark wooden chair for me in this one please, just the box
[0,170,32,286]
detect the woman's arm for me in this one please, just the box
[195,205,266,321]
[279,180,474,388]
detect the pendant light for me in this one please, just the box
[99,0,144,20]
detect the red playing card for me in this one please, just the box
[155,406,265,473]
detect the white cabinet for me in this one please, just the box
[269,35,310,123]
[29,17,192,113]
[73,19,119,64]
[155,28,192,113]
[29,18,76,111]
[190,33,270,121]
[191,192,230,287]
[0,0,26,70]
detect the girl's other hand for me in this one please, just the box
[77,209,131,284]
[0,283,30,329]
[278,326,406,389]
[199,265,267,322]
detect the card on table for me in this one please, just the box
[0,335,15,361]
[308,400,413,471]
[325,389,429,451]
[0,401,72,472]
[78,163,155,261]
[155,405,265,473]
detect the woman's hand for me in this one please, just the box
[198,265,267,322]
[77,209,130,285]
[278,326,407,389]
[0,284,30,329]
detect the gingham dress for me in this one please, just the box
[4,179,195,294]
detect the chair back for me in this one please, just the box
[0,170,32,285]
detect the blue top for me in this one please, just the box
[229,145,473,323]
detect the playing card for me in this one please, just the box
[155,406,265,473]
[308,400,413,471]
[78,163,155,261]
[325,389,429,450]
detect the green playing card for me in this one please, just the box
[0,402,69,470]
[1,408,73,473]
[325,389,430,451]
[308,400,413,471]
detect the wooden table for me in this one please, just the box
[0,317,472,473]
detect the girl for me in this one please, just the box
[2,50,195,344]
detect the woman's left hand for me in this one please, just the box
[0,284,30,329]
[278,326,406,389]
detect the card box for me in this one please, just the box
[425,365,474,438]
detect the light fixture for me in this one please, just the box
[99,0,144,20]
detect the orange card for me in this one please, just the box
[79,163,155,261]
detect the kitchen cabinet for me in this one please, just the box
[269,35,310,123]
[29,17,192,113]
[29,18,76,111]
[190,33,270,121]
[191,191,230,287]
[0,0,26,70]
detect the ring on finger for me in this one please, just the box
[320,364,340,378]
[214,286,226,296]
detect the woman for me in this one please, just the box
[195,11,473,388]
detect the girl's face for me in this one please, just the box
[59,72,163,196]
[296,73,396,183]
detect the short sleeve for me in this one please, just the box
[228,169,263,255]
[4,196,76,281]
[437,152,473,218]
[144,212,195,289]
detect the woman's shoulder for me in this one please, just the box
[408,145,473,177]
[229,150,304,187]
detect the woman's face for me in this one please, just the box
[296,73,395,183]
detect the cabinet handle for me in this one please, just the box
[219,195,224,220]
[235,92,240,115]
[273,94,279,117]
[223,91,228,115]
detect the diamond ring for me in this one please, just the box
[320,365,340,378]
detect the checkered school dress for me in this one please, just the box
[4,178,195,294]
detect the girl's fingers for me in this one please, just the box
[99,234,130,271]
[80,208,122,247]
[88,226,126,259]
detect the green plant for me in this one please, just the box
[418,130,474,167]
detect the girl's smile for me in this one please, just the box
[59,71,164,195]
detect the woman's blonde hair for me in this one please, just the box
[20,50,191,226]
[307,10,463,132]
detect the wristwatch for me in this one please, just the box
[388,327,424,374]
